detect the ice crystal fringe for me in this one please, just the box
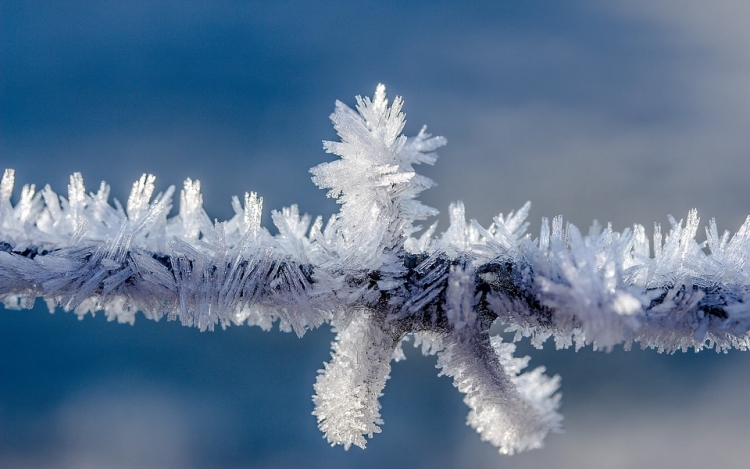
[2,84,750,455]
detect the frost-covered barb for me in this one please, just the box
[2,85,750,455]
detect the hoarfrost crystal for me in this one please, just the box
[2,84,750,455]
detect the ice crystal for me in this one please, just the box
[2,84,750,455]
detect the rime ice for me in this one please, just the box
[2,85,750,455]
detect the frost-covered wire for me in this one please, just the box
[2,84,750,455]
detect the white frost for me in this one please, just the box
[1,84,749,455]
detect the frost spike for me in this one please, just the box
[244,191,262,237]
[127,174,156,221]
[312,311,402,450]
[435,333,562,455]
[0,169,15,228]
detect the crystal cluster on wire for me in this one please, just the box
[2,85,750,455]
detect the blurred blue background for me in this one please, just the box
[3,1,750,468]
